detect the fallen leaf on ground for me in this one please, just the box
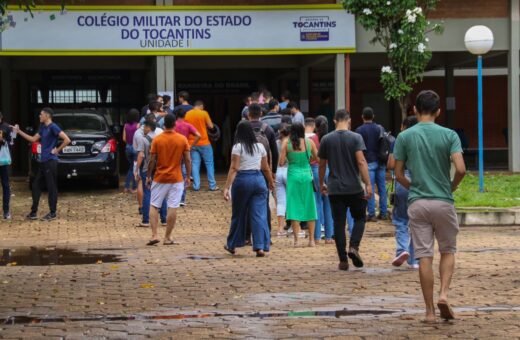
[140,283,155,289]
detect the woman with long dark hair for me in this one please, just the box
[223,121,275,257]
[275,123,291,236]
[123,109,140,193]
[279,123,318,247]
[311,116,333,244]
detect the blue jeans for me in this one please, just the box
[347,209,354,237]
[312,165,333,240]
[392,178,418,265]
[140,170,167,224]
[368,162,388,217]
[181,162,187,204]
[191,145,217,190]
[275,167,287,217]
[0,165,10,214]
[124,145,137,190]
[227,171,270,252]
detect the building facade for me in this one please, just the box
[0,0,519,174]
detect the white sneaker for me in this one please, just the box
[409,264,419,270]
[298,231,306,238]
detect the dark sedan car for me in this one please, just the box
[29,112,120,188]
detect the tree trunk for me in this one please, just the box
[398,95,410,121]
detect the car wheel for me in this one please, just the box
[108,175,120,189]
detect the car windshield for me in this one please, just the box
[53,114,107,133]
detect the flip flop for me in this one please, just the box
[146,239,160,246]
[437,302,455,320]
[163,240,177,245]
[224,245,235,255]
[420,319,438,324]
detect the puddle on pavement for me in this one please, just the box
[367,232,394,238]
[185,255,224,260]
[459,248,520,254]
[0,247,124,266]
[1,309,399,325]
[3,305,519,325]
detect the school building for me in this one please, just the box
[0,0,519,174]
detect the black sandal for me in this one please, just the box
[224,245,235,255]
[147,239,160,246]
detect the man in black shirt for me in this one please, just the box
[319,109,372,271]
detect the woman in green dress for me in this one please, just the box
[279,123,318,247]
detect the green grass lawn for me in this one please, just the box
[454,173,520,208]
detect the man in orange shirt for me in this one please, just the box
[185,100,218,191]
[146,114,191,246]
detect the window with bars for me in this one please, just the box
[37,89,113,104]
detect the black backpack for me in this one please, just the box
[378,125,395,164]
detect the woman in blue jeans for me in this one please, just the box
[275,123,290,236]
[123,109,139,193]
[223,121,275,257]
[387,115,419,268]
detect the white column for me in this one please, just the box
[509,0,520,172]
[155,0,175,94]
[299,66,309,114]
[334,53,346,111]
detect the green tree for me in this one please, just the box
[1,1,66,31]
[342,0,443,119]
[1,1,66,16]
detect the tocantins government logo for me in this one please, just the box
[293,16,336,42]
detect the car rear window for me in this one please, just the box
[54,114,107,132]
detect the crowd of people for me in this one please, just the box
[0,88,466,323]
[222,89,466,322]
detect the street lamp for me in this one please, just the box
[464,25,494,193]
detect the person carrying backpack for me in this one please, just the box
[243,104,278,241]
[355,107,389,221]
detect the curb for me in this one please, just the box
[457,208,520,226]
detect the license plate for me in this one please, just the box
[62,145,85,154]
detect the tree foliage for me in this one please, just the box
[1,1,66,16]
[342,0,443,117]
[0,0,67,31]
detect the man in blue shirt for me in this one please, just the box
[15,107,71,221]
[173,91,193,112]
[355,107,388,221]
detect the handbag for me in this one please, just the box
[0,143,11,166]
[304,139,319,192]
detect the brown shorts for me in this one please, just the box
[408,199,459,258]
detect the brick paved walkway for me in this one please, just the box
[0,178,519,339]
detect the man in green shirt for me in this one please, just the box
[394,90,466,323]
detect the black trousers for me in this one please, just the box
[31,160,58,214]
[329,192,367,262]
[0,165,10,214]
